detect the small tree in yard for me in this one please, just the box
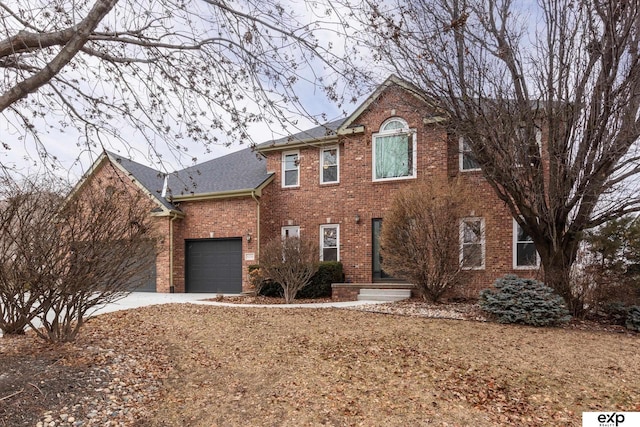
[0,171,156,342]
[379,179,468,302]
[259,236,320,303]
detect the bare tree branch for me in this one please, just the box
[354,0,640,312]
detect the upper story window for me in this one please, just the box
[459,137,480,171]
[320,146,339,184]
[281,225,300,239]
[372,118,416,181]
[460,217,485,269]
[512,127,542,167]
[513,220,540,268]
[282,151,299,188]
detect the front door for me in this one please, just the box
[372,218,395,281]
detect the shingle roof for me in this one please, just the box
[256,118,346,149]
[107,152,174,210]
[166,147,272,197]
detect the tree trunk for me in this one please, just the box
[540,243,583,316]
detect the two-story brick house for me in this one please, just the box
[76,75,540,298]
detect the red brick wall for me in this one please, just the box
[259,85,541,297]
[76,159,173,292]
[171,197,259,292]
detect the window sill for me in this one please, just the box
[372,176,417,183]
[513,265,540,270]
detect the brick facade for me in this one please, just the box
[80,79,540,297]
[259,85,539,297]
[171,197,259,292]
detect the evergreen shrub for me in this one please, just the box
[479,275,571,326]
[257,262,343,299]
[600,301,629,326]
[626,306,640,332]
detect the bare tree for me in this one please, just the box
[0,177,62,334]
[380,179,468,302]
[0,0,363,170]
[0,173,156,341]
[259,236,319,303]
[355,0,640,314]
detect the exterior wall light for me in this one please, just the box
[355,214,361,224]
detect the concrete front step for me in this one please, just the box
[357,288,412,302]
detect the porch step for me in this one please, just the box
[357,288,411,302]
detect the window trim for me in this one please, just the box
[282,150,300,188]
[513,219,540,269]
[459,137,481,172]
[372,117,417,182]
[320,145,339,185]
[460,217,485,270]
[319,224,339,261]
[281,225,300,239]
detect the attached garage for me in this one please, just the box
[185,238,243,293]
[122,242,156,292]
[129,259,157,292]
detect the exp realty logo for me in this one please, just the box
[583,412,640,427]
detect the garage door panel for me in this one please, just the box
[186,238,242,293]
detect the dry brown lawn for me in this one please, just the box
[2,303,639,426]
[131,304,639,426]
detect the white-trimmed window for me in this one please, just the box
[281,226,300,239]
[320,224,339,261]
[513,220,539,268]
[372,118,416,181]
[460,218,485,269]
[320,146,339,184]
[513,127,542,167]
[282,151,300,187]
[459,137,480,171]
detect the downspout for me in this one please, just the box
[251,191,260,260]
[169,212,178,293]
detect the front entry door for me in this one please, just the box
[372,218,395,281]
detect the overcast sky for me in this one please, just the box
[0,0,372,182]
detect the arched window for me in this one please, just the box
[372,118,416,180]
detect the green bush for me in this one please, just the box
[600,301,629,326]
[626,306,640,332]
[479,275,571,326]
[256,262,343,299]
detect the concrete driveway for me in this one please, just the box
[0,293,383,337]
[91,292,380,315]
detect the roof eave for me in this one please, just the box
[169,174,275,202]
[150,209,185,218]
[256,135,336,153]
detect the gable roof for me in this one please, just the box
[106,152,175,211]
[255,75,443,152]
[76,76,442,205]
[166,147,273,200]
[338,75,437,130]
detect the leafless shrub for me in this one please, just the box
[0,174,156,342]
[380,178,469,302]
[0,177,62,334]
[258,236,320,303]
